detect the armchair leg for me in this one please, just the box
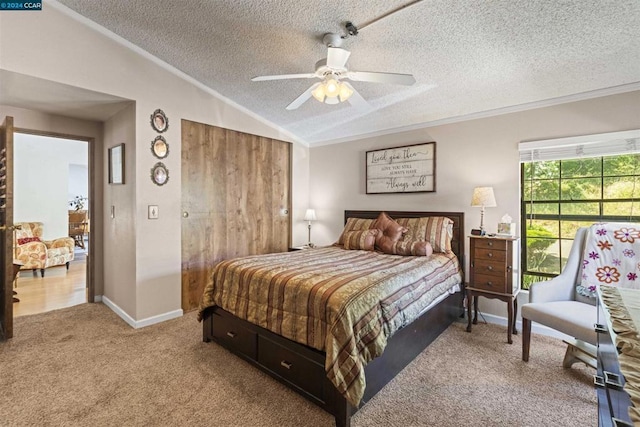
[522,318,531,362]
[66,261,70,270]
[40,269,45,278]
[32,269,37,277]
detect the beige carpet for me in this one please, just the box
[1,304,596,426]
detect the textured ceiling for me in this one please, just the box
[55,0,640,145]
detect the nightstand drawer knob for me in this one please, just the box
[486,281,493,287]
[488,241,493,246]
[486,266,493,271]
[226,331,237,338]
[487,253,493,258]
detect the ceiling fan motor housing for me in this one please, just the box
[322,33,343,48]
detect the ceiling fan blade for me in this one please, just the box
[285,82,321,110]
[346,71,416,85]
[342,82,369,109]
[252,73,317,82]
[326,47,351,69]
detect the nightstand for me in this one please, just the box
[466,235,520,344]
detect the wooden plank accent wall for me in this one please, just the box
[181,120,291,312]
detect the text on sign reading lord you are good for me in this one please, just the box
[367,144,434,193]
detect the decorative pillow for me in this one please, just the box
[389,239,433,257]
[396,216,454,253]
[17,236,41,245]
[343,229,379,251]
[336,218,375,245]
[372,212,408,253]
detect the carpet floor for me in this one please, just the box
[0,303,596,426]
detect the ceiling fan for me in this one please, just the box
[251,33,416,110]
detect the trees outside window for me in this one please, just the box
[521,154,640,289]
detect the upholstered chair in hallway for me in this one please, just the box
[14,222,75,277]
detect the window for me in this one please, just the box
[519,130,640,290]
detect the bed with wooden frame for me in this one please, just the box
[200,210,465,427]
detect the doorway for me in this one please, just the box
[12,131,92,317]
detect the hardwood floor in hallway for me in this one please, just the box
[13,249,87,317]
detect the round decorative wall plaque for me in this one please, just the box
[151,135,169,159]
[150,109,169,133]
[151,162,169,186]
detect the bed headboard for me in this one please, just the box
[344,210,465,267]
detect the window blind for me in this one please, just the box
[519,129,640,162]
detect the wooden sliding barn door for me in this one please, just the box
[181,120,291,312]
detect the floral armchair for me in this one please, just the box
[14,222,75,277]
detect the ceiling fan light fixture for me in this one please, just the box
[311,84,326,102]
[338,83,353,102]
[324,78,340,98]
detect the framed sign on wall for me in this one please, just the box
[366,142,436,194]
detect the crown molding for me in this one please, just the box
[309,82,640,147]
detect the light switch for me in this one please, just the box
[148,205,159,219]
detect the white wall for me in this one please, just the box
[14,132,88,239]
[68,164,89,206]
[309,90,640,319]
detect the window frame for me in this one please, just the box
[520,155,640,289]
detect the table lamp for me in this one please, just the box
[303,209,317,247]
[470,187,496,235]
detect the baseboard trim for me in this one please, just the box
[478,311,572,341]
[136,308,184,329]
[101,296,183,329]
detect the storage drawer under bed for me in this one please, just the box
[210,310,257,359]
[257,335,325,400]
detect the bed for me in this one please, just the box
[199,210,465,427]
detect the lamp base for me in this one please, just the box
[471,228,485,236]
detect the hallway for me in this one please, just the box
[13,248,87,317]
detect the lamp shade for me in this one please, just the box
[311,85,326,102]
[470,187,497,207]
[303,209,317,221]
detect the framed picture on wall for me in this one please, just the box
[108,143,125,184]
[150,109,169,133]
[366,142,436,194]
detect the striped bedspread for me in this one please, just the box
[198,246,462,406]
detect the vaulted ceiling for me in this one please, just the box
[55,0,640,145]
